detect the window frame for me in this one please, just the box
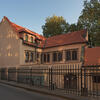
[30,36,33,43]
[25,51,29,62]
[30,52,34,62]
[47,53,50,62]
[72,50,78,60]
[58,52,63,61]
[65,49,78,61]
[41,52,50,63]
[66,50,71,61]
[25,34,28,42]
[93,75,100,83]
[53,52,57,62]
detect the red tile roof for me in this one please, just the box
[84,47,100,66]
[3,16,88,48]
[4,16,45,40]
[40,30,88,48]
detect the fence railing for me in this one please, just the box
[0,64,100,98]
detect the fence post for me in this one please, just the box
[16,67,18,83]
[0,68,1,80]
[30,67,32,86]
[7,68,9,81]
[49,66,53,90]
[81,67,83,96]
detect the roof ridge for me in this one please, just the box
[11,21,37,34]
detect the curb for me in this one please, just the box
[0,80,93,100]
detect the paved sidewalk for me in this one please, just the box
[0,80,98,100]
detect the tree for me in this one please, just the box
[68,24,77,32]
[42,15,69,38]
[68,23,83,32]
[78,0,100,46]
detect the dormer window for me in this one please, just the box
[25,34,28,41]
[31,36,33,43]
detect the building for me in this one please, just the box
[0,16,100,93]
[0,16,88,68]
[83,47,100,92]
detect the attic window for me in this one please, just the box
[25,35,28,41]
[31,37,33,43]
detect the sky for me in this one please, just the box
[0,0,84,35]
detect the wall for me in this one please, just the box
[19,39,42,66]
[40,43,86,65]
[0,18,20,68]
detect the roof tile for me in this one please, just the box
[40,30,88,48]
[4,16,45,40]
[84,47,100,66]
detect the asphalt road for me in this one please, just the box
[0,83,67,100]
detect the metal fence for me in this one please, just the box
[0,64,100,98]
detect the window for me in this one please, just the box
[53,52,57,62]
[47,53,50,62]
[25,52,29,62]
[36,52,39,62]
[31,37,33,43]
[93,75,100,83]
[41,53,50,63]
[44,54,46,63]
[41,53,43,64]
[66,49,78,61]
[30,52,33,62]
[58,52,62,61]
[72,50,77,60]
[37,53,39,59]
[52,51,63,62]
[25,35,28,41]
[66,50,71,61]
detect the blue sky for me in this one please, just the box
[0,0,84,35]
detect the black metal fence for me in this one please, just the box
[0,64,100,98]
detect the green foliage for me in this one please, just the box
[42,15,69,38]
[78,0,100,46]
[68,24,77,32]
[42,0,100,47]
[68,23,83,32]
